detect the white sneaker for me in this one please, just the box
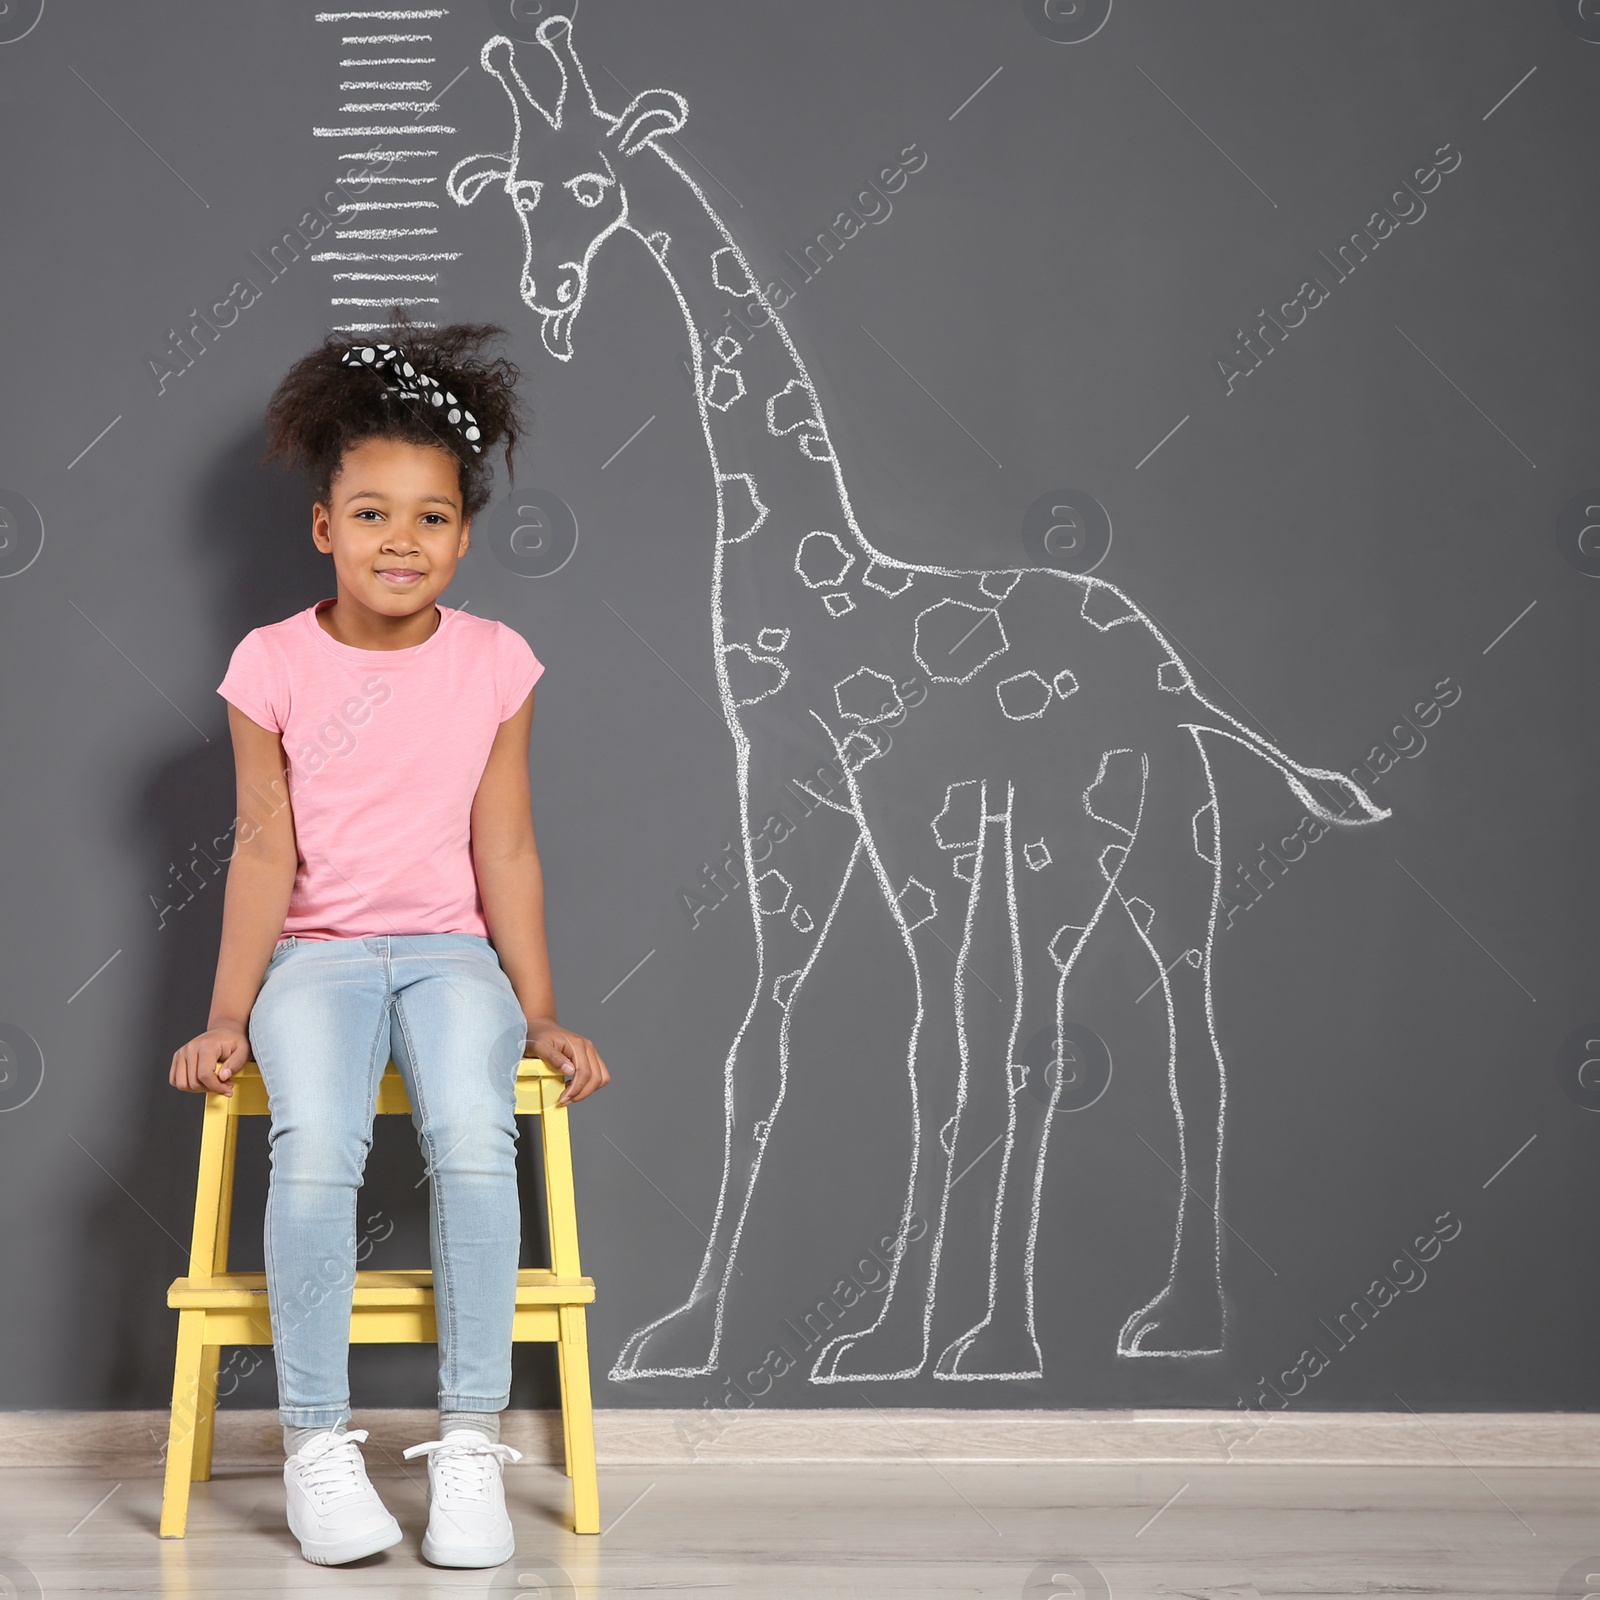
[283,1425,403,1565]
[403,1429,524,1567]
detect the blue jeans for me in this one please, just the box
[247,932,529,1427]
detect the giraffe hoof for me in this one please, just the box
[608,1295,722,1381]
[932,1322,1043,1380]
[1116,1284,1224,1357]
[808,1324,928,1383]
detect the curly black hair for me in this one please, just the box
[261,307,528,520]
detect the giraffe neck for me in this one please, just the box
[617,145,902,676]
[621,145,834,474]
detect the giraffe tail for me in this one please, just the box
[1186,715,1391,825]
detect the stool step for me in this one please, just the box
[167,1268,595,1310]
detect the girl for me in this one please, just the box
[169,310,610,1570]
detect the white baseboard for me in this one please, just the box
[1,1408,1596,1470]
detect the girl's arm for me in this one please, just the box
[169,704,299,1097]
[471,686,611,1106]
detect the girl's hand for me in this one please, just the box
[170,1025,250,1097]
[524,1019,611,1106]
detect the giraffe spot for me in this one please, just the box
[767,376,819,437]
[823,591,855,616]
[1192,800,1218,865]
[771,968,803,1008]
[1048,923,1088,970]
[789,903,814,933]
[1098,843,1128,881]
[996,670,1053,721]
[1157,657,1190,692]
[939,1114,958,1156]
[717,472,770,542]
[839,726,887,773]
[755,870,792,914]
[932,779,982,850]
[1124,895,1155,936]
[952,851,978,883]
[711,333,741,362]
[1080,580,1140,631]
[704,364,746,411]
[797,428,833,461]
[862,560,913,596]
[896,876,937,930]
[1007,1062,1028,1097]
[1023,838,1051,871]
[980,569,1022,600]
[795,531,854,589]
[834,667,902,725]
[1053,668,1079,699]
[721,643,789,706]
[756,626,790,652]
[912,599,1009,683]
[1083,748,1144,838]
[711,244,756,296]
[643,229,671,262]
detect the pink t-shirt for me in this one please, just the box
[216,599,544,942]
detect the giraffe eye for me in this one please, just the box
[566,172,611,208]
[512,180,542,214]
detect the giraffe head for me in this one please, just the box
[448,17,687,361]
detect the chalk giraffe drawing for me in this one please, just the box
[448,17,1390,1381]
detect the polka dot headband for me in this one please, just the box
[340,341,482,453]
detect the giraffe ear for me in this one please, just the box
[611,89,688,156]
[447,150,515,206]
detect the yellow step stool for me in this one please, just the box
[160,1055,598,1537]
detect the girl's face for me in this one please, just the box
[311,436,471,616]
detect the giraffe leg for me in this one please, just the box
[807,780,1001,1383]
[1113,730,1227,1357]
[934,755,1140,1380]
[609,800,865,1380]
[932,916,1094,1379]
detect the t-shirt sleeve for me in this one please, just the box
[496,624,545,722]
[217,628,287,733]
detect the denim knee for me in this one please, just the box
[267,1122,371,1190]
[417,1111,518,1181]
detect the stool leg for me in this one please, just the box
[557,1303,599,1534]
[559,1344,574,1478]
[192,1344,222,1481]
[159,1311,206,1538]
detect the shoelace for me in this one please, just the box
[401,1434,524,1504]
[291,1426,374,1509]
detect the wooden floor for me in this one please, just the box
[0,1456,1592,1597]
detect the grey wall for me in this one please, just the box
[2,0,1597,1426]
